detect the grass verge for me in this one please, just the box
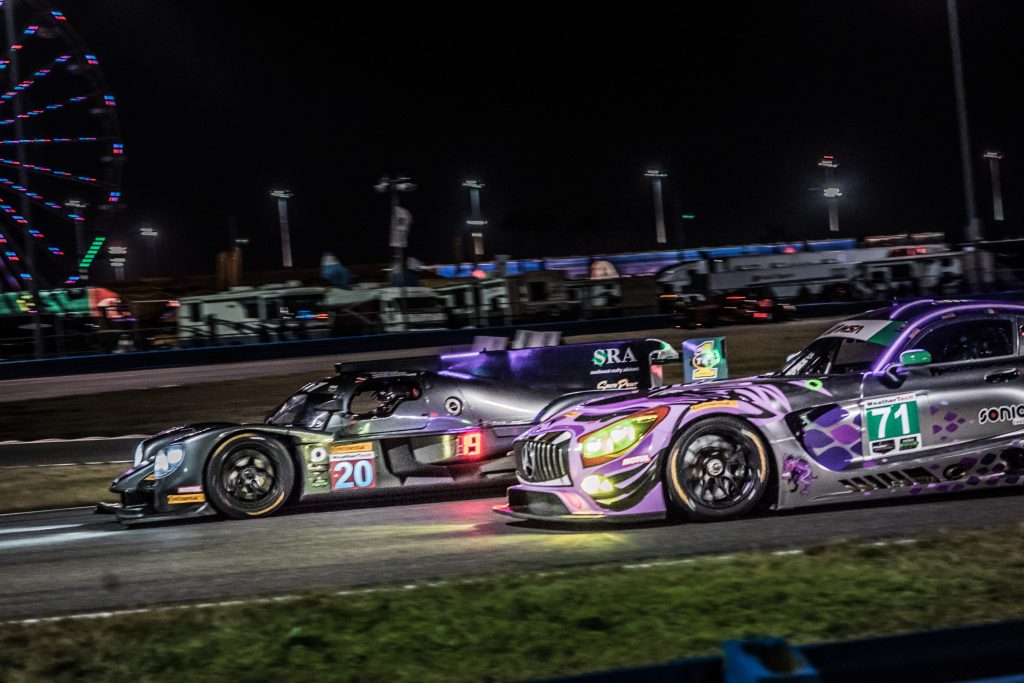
[2,525,1024,682]
[1,321,828,441]
[0,464,123,513]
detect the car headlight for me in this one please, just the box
[579,406,669,467]
[133,441,145,466]
[154,444,186,479]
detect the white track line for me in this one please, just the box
[0,460,130,470]
[0,530,112,552]
[0,505,95,518]
[0,435,148,445]
[0,523,84,536]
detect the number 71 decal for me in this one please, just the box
[861,393,923,456]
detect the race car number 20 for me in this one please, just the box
[330,455,376,490]
[862,393,923,456]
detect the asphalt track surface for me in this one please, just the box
[0,436,137,467]
[2,487,1023,620]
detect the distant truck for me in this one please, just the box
[177,282,446,346]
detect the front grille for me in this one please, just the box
[514,433,570,483]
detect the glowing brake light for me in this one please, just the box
[458,431,482,459]
[758,299,772,308]
[753,312,770,319]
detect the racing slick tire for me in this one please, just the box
[664,416,771,522]
[205,433,295,519]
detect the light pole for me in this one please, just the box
[818,156,841,233]
[139,224,159,274]
[644,170,668,245]
[462,180,487,260]
[270,189,294,268]
[108,244,127,281]
[947,0,984,288]
[983,151,1004,222]
[374,176,416,330]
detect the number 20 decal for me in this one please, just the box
[331,457,376,490]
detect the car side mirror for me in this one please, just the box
[786,352,799,363]
[899,349,932,366]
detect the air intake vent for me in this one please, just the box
[514,432,570,484]
[840,467,939,492]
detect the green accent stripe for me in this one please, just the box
[867,321,905,347]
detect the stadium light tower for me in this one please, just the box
[818,156,841,233]
[462,180,487,259]
[374,176,416,331]
[983,151,1004,222]
[270,189,294,268]
[644,170,668,245]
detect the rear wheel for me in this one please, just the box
[664,416,770,521]
[205,434,295,519]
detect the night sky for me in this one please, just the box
[55,1,1024,275]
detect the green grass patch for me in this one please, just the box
[0,464,124,513]
[1,321,829,442]
[3,524,1024,682]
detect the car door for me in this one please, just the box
[859,314,1023,463]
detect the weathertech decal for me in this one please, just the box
[978,404,1024,426]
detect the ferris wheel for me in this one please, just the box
[0,0,123,292]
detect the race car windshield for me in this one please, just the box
[266,387,340,430]
[778,337,886,377]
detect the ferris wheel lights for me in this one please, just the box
[48,247,63,255]
[67,214,84,222]
[51,11,67,21]
[84,54,99,65]
[55,54,70,63]
[23,26,38,35]
[103,95,116,107]
[111,143,123,155]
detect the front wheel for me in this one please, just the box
[664,416,770,521]
[205,434,295,519]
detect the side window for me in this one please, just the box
[348,378,423,418]
[912,319,1014,364]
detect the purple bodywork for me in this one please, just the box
[496,299,1024,523]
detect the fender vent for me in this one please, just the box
[839,467,939,492]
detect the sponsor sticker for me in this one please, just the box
[167,493,205,505]
[176,485,203,494]
[978,404,1024,426]
[621,453,652,467]
[862,393,923,455]
[329,442,374,456]
[821,320,892,341]
[330,453,376,491]
[682,337,728,383]
[596,378,639,390]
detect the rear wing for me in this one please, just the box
[335,338,678,392]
